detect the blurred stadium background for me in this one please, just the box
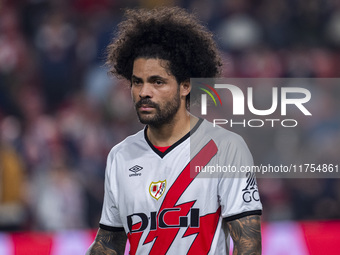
[1,0,340,254]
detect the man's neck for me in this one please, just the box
[146,112,198,147]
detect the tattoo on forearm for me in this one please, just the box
[87,229,127,255]
[226,215,261,255]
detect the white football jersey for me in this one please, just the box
[100,119,262,255]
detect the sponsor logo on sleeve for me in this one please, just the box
[242,172,260,203]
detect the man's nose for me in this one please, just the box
[139,83,153,98]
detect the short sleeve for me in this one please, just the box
[99,151,124,230]
[217,134,262,220]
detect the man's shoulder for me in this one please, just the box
[108,129,145,158]
[191,119,251,163]
[199,119,246,146]
[197,119,254,174]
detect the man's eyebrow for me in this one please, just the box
[148,75,168,81]
[131,75,142,81]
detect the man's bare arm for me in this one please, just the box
[224,215,261,255]
[86,228,127,255]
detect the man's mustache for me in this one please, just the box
[135,98,159,109]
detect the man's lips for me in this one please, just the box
[139,105,155,111]
[136,99,158,111]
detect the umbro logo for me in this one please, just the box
[129,165,143,177]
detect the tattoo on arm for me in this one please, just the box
[224,215,261,255]
[87,228,127,255]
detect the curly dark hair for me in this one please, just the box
[106,7,222,103]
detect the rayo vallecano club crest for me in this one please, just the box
[149,180,166,200]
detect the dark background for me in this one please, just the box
[1,0,340,231]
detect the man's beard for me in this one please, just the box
[135,91,181,128]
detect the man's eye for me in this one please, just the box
[155,80,164,85]
[132,80,142,85]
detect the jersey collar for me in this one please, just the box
[144,118,203,158]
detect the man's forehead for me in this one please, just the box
[132,58,172,78]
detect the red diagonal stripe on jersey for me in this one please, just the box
[184,206,221,254]
[143,139,218,255]
[156,139,217,210]
[128,222,143,255]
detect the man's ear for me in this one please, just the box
[180,80,191,97]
